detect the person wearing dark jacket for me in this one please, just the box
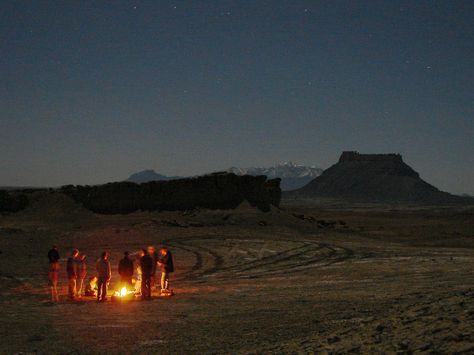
[140,249,154,300]
[147,246,158,290]
[158,247,174,294]
[96,251,111,302]
[118,251,134,287]
[47,245,60,302]
[66,249,79,300]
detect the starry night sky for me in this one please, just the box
[1,1,473,194]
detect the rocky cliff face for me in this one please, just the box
[287,151,469,204]
[61,172,281,214]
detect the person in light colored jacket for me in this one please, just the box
[96,252,111,302]
[66,249,79,300]
[77,254,87,298]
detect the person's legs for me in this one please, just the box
[150,273,155,291]
[145,277,151,298]
[141,276,147,299]
[102,280,107,301]
[77,278,84,298]
[49,271,59,302]
[53,276,59,302]
[97,278,103,301]
[68,278,76,300]
[136,275,142,295]
[49,263,59,302]
[161,271,169,290]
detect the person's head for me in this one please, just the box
[80,254,86,261]
[124,251,129,258]
[101,251,108,260]
[147,246,155,255]
[72,249,79,257]
[159,247,168,256]
[52,245,58,250]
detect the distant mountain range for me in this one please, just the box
[228,162,323,191]
[126,162,322,191]
[126,170,181,184]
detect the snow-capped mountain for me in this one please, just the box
[126,162,322,191]
[228,162,323,191]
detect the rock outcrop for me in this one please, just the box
[61,172,281,214]
[287,151,471,204]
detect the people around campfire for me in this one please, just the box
[77,254,87,298]
[66,249,79,300]
[45,246,175,303]
[47,245,60,302]
[140,248,154,300]
[118,251,134,287]
[84,276,98,297]
[96,251,111,302]
[158,247,174,295]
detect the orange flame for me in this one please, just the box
[120,287,127,297]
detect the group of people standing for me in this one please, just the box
[47,245,174,302]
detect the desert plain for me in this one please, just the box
[1,192,474,354]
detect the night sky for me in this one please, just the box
[1,1,473,194]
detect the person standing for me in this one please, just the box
[77,254,87,298]
[147,246,158,291]
[47,245,60,302]
[96,251,111,302]
[140,249,153,300]
[66,249,79,300]
[134,250,144,295]
[158,247,174,294]
[118,251,134,287]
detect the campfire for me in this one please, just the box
[111,286,135,302]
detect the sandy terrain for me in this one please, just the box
[1,194,474,354]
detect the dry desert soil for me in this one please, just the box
[1,193,474,354]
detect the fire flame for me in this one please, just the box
[120,287,127,297]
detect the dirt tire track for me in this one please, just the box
[165,236,355,281]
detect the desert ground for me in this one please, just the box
[1,192,474,354]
